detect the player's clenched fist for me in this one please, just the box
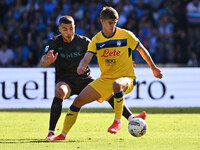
[152,67,163,79]
[77,66,86,75]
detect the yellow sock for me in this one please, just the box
[114,93,124,119]
[62,109,79,134]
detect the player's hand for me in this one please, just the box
[152,67,163,79]
[46,50,58,65]
[77,66,86,75]
[133,61,136,67]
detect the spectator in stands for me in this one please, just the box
[187,0,200,53]
[187,0,200,12]
[123,11,138,34]
[26,0,39,11]
[174,29,188,64]
[157,14,174,63]
[13,43,29,67]
[43,0,56,17]
[0,42,14,67]
[187,52,198,67]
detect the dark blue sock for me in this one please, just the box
[49,97,63,130]
[70,105,81,112]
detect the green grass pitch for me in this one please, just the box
[0,108,199,150]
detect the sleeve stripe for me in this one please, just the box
[87,51,96,54]
[134,42,140,50]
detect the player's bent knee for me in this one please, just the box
[55,87,68,99]
[113,81,122,92]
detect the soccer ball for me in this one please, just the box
[128,118,148,137]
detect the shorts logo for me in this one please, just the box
[105,59,116,66]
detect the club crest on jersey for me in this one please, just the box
[117,40,121,47]
[44,45,49,52]
[76,46,82,51]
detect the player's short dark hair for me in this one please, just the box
[59,16,74,25]
[100,7,119,20]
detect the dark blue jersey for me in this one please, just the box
[43,34,91,81]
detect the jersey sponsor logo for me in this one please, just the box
[105,59,116,66]
[60,52,82,59]
[101,49,120,57]
[44,45,49,52]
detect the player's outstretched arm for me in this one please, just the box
[40,50,58,67]
[77,52,94,75]
[137,43,163,79]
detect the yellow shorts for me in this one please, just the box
[89,77,136,103]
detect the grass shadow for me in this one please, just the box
[0,138,85,144]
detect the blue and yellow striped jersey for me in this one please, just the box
[87,27,139,79]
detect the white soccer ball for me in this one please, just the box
[128,118,148,137]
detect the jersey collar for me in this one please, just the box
[101,27,116,39]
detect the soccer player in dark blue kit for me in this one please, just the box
[40,16,146,140]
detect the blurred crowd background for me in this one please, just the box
[0,0,200,67]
